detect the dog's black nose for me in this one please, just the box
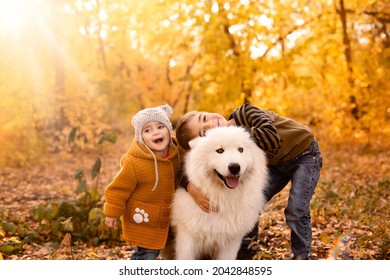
[228,163,240,175]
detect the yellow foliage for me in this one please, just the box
[0,0,389,167]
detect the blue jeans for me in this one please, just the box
[241,139,322,259]
[130,247,160,260]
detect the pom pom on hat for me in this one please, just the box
[131,104,174,144]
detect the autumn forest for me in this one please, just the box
[0,0,389,260]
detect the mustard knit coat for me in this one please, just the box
[103,138,180,250]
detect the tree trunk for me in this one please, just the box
[337,0,354,86]
[337,0,359,119]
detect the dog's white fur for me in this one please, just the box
[170,126,268,260]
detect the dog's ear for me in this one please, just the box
[188,137,202,149]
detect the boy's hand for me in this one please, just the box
[105,217,118,229]
[187,183,218,213]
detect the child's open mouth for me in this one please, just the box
[153,138,164,144]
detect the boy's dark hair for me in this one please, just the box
[174,111,199,151]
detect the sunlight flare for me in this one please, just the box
[0,0,54,40]
[0,1,28,30]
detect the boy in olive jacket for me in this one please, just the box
[175,103,322,260]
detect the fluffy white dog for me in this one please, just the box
[170,126,268,260]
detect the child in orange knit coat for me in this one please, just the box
[104,104,180,260]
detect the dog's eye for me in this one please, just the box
[216,148,224,154]
[238,147,244,153]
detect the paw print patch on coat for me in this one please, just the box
[133,208,149,223]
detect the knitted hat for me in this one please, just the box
[131,104,174,145]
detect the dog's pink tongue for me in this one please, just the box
[226,177,239,189]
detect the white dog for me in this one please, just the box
[170,126,268,260]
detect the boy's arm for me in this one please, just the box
[177,168,189,190]
[177,169,215,213]
[231,103,281,152]
[187,183,217,212]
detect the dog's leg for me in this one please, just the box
[175,231,198,260]
[215,238,242,260]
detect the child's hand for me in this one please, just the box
[187,183,218,213]
[105,217,118,229]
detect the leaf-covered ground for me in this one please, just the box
[0,136,389,260]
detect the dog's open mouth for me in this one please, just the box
[214,170,240,189]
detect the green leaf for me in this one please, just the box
[31,205,45,222]
[1,222,17,234]
[98,133,118,144]
[76,179,87,193]
[51,219,61,235]
[91,157,101,179]
[89,187,101,202]
[57,202,78,218]
[88,207,102,222]
[68,127,77,145]
[104,133,118,144]
[97,134,105,145]
[81,134,88,144]
[74,169,84,181]
[84,192,93,205]
[43,204,59,221]
[0,244,20,255]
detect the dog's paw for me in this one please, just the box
[133,208,149,223]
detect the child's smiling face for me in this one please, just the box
[141,121,170,157]
[186,112,230,139]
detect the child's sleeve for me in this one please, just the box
[103,154,136,218]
